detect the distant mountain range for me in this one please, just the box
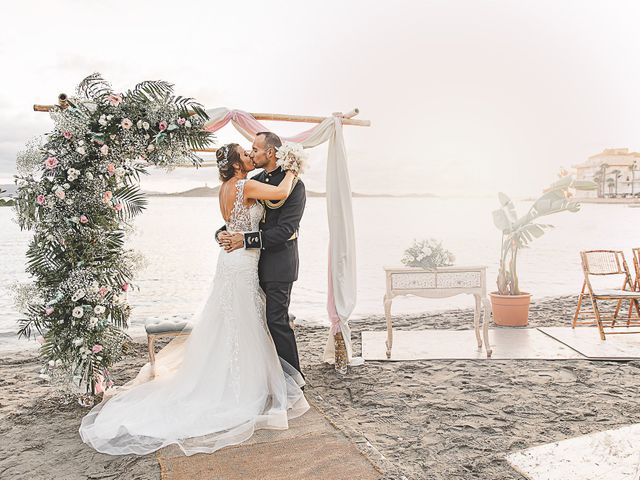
[143,185,437,198]
[0,183,437,199]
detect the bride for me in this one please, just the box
[79,143,309,456]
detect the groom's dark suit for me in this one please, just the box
[217,166,306,376]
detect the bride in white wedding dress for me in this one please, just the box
[79,143,309,456]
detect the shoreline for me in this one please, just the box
[2,295,640,479]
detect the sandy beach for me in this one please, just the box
[2,295,640,480]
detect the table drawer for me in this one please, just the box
[391,272,436,289]
[436,271,482,289]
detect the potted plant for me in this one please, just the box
[490,175,592,326]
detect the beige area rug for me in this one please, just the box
[362,329,584,360]
[538,326,640,360]
[156,405,381,480]
[507,423,640,480]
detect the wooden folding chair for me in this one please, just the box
[633,248,640,291]
[572,250,640,340]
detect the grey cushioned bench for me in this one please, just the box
[144,317,192,369]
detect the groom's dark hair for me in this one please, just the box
[256,131,282,151]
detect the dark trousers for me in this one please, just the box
[260,281,302,376]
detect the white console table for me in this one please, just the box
[383,266,492,358]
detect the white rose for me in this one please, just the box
[72,306,84,318]
[55,359,62,367]
[94,305,106,314]
[63,183,70,189]
[89,317,99,329]
[147,144,155,152]
[76,146,86,155]
[65,199,73,205]
[100,145,109,155]
[48,359,55,367]
[115,167,125,177]
[71,288,86,301]
[184,120,191,128]
[136,120,143,129]
[85,171,94,180]
[142,121,150,130]
[73,337,84,346]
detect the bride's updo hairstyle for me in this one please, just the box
[216,143,245,181]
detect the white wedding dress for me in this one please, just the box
[79,179,309,455]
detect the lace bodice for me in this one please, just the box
[226,179,264,232]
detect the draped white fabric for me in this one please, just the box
[203,109,361,365]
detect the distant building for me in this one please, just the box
[572,148,640,198]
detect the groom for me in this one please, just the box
[216,132,306,377]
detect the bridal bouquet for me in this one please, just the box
[401,238,455,269]
[275,141,307,174]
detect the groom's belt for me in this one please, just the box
[243,230,298,250]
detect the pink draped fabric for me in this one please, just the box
[327,246,341,335]
[203,108,319,143]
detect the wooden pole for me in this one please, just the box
[33,100,371,127]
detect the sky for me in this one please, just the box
[1,0,640,196]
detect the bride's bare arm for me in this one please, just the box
[243,171,296,201]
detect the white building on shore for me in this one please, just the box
[572,148,640,198]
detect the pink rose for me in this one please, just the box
[107,163,116,175]
[158,121,168,132]
[45,306,54,316]
[100,145,109,156]
[79,215,88,224]
[36,194,46,205]
[108,94,123,107]
[98,287,108,297]
[92,344,103,353]
[114,202,123,211]
[44,157,59,169]
[121,118,133,129]
[177,117,186,126]
[95,380,104,394]
[103,191,113,203]
[121,283,129,292]
[62,131,73,140]
[55,189,65,200]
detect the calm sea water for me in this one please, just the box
[1,197,638,352]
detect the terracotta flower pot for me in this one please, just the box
[490,292,532,326]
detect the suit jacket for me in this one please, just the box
[216,166,306,283]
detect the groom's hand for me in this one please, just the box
[216,231,229,247]
[223,232,244,252]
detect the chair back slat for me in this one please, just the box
[633,248,640,289]
[582,250,625,275]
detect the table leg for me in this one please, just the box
[384,294,393,359]
[482,296,493,358]
[473,294,482,348]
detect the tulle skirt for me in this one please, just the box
[79,247,309,456]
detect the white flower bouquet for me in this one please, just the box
[401,238,455,269]
[275,141,307,175]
